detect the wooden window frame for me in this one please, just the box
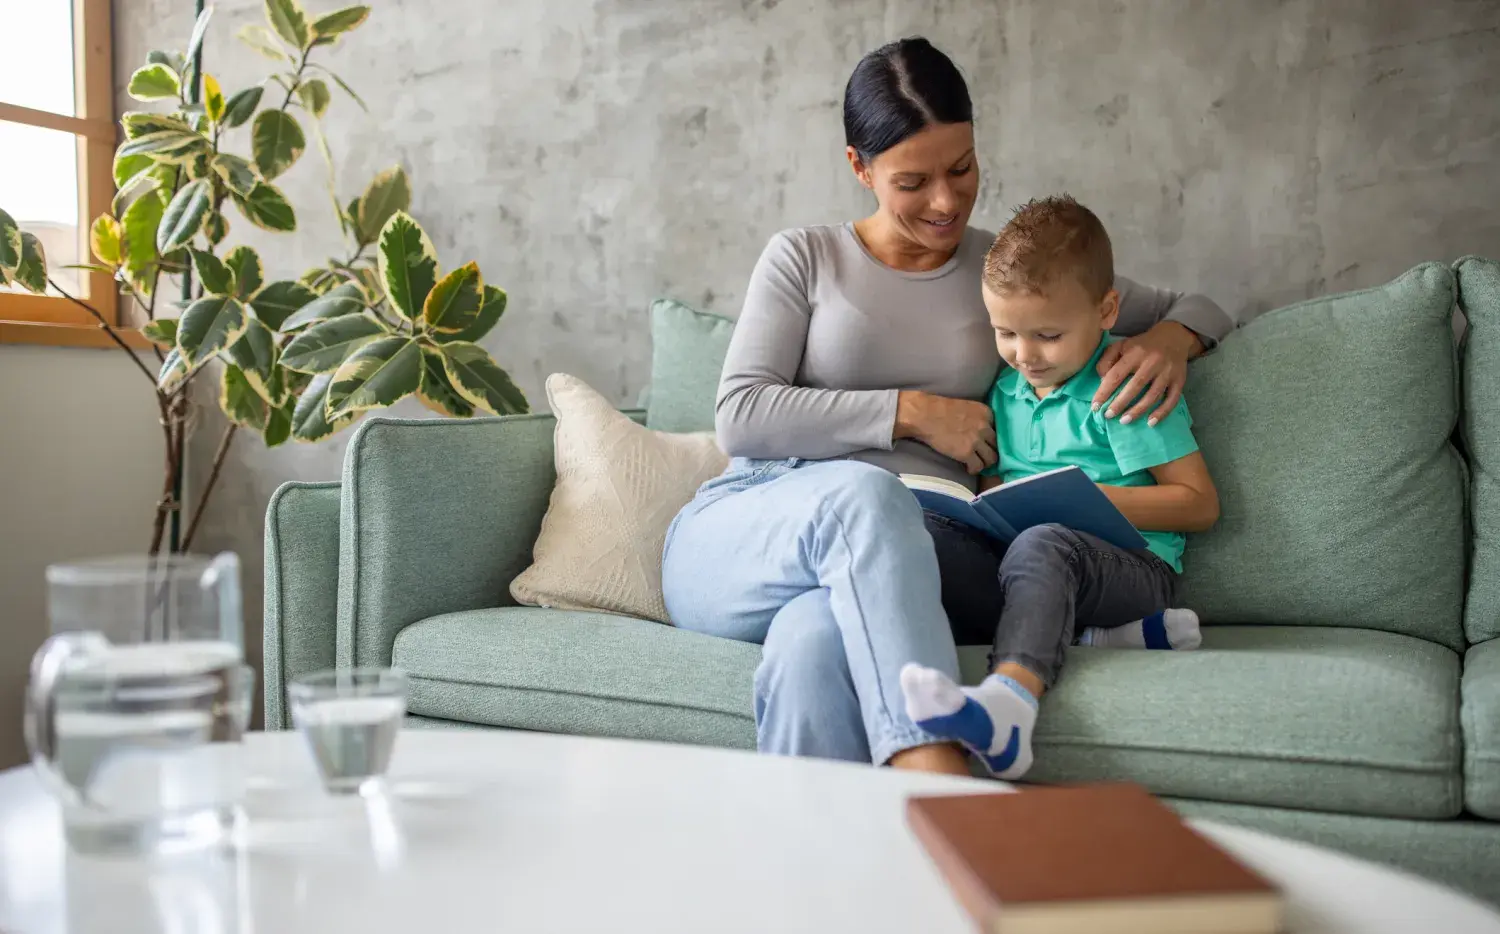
[0,0,148,349]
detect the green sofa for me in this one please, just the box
[264,257,1500,904]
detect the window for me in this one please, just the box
[0,0,137,348]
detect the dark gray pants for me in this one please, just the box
[925,513,1177,688]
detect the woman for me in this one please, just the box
[660,37,1233,776]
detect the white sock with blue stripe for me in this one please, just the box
[1078,608,1202,650]
[899,663,1038,780]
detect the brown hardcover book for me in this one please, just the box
[907,783,1284,934]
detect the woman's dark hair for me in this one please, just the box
[843,37,973,162]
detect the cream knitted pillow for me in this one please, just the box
[509,373,728,624]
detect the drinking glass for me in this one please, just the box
[26,553,252,855]
[289,668,407,795]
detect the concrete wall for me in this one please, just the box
[109,0,1500,683]
[0,348,161,767]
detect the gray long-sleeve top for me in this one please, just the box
[715,223,1235,489]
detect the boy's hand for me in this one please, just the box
[1093,321,1203,426]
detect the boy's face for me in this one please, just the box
[983,277,1120,391]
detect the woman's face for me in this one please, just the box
[849,121,979,253]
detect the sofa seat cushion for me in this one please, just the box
[1463,639,1500,820]
[960,625,1463,820]
[393,607,760,749]
[398,611,1461,820]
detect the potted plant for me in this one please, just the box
[0,0,527,554]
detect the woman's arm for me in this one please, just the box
[1094,276,1237,426]
[714,232,901,459]
[1111,276,1235,349]
[1096,451,1220,532]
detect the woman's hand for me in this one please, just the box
[895,391,997,475]
[1093,321,1204,426]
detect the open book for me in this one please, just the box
[901,465,1148,551]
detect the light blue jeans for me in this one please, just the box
[660,457,962,765]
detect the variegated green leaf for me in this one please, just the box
[203,74,226,124]
[265,398,294,447]
[318,67,367,112]
[279,281,365,332]
[0,209,18,280]
[177,295,248,365]
[191,249,234,295]
[232,182,296,232]
[158,347,188,390]
[249,280,316,330]
[422,262,483,333]
[142,318,178,348]
[281,313,385,373]
[326,337,421,420]
[298,266,337,294]
[252,110,305,180]
[417,344,475,417]
[89,215,123,266]
[221,364,270,430]
[205,211,229,245]
[14,233,47,293]
[157,178,211,253]
[225,245,263,299]
[227,314,279,402]
[312,5,370,40]
[291,373,351,441]
[212,154,258,198]
[434,284,507,344]
[222,86,264,128]
[121,189,164,291]
[376,211,437,321]
[113,152,153,189]
[185,152,213,181]
[440,341,529,415]
[146,50,185,73]
[355,166,410,247]
[297,79,330,119]
[117,129,208,164]
[122,112,193,139]
[128,63,180,101]
[186,5,214,71]
[236,24,290,62]
[265,0,311,50]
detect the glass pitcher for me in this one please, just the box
[25,553,253,855]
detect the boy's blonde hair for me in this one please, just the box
[983,195,1114,303]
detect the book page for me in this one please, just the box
[899,474,974,500]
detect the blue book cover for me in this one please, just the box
[901,466,1148,552]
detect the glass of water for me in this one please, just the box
[27,553,250,855]
[289,668,407,796]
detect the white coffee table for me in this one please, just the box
[1,729,1496,933]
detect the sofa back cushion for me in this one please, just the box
[1457,255,1500,643]
[646,298,734,433]
[1177,263,1465,650]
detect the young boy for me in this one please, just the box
[900,195,1220,780]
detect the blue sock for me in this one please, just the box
[900,664,1039,780]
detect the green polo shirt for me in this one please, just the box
[981,334,1199,572]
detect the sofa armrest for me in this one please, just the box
[263,480,342,729]
[1463,639,1500,819]
[338,410,630,670]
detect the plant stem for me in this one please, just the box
[281,52,310,110]
[181,423,237,552]
[47,278,159,387]
[148,393,179,555]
